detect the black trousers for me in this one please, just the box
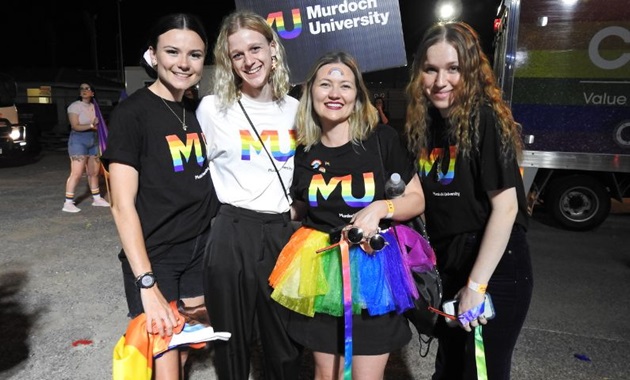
[203,204,302,380]
[432,225,534,380]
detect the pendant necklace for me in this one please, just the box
[160,96,187,131]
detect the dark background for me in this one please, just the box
[4,0,502,75]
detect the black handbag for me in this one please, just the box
[375,132,443,356]
[399,217,443,340]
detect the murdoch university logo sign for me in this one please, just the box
[236,0,407,83]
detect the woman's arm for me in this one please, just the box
[350,173,425,236]
[68,112,97,132]
[109,163,179,336]
[456,187,518,331]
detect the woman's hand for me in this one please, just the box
[140,287,180,337]
[454,287,487,332]
[349,200,387,239]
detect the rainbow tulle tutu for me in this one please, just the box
[269,225,422,318]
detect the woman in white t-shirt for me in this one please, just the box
[63,82,109,213]
[195,10,302,380]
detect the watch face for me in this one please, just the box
[139,274,155,288]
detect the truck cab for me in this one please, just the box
[0,73,40,164]
[493,0,630,230]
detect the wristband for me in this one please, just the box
[467,278,488,294]
[384,200,394,219]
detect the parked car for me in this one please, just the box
[0,73,41,165]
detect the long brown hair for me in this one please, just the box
[405,21,522,162]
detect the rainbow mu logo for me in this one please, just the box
[267,9,302,39]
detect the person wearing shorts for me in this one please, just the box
[120,229,209,318]
[63,82,110,213]
[101,13,217,377]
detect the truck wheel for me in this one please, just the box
[546,175,611,231]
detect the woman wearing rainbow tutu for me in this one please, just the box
[269,51,426,380]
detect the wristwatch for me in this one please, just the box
[135,272,157,289]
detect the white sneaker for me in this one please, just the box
[92,198,110,207]
[62,203,81,213]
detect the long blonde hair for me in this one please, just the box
[211,9,291,110]
[296,51,378,151]
[405,21,522,162]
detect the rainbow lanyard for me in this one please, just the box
[339,239,353,380]
[474,325,488,380]
[316,234,354,378]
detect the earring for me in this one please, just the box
[271,56,278,71]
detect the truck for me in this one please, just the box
[493,0,630,230]
[0,73,40,163]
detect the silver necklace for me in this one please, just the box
[159,97,187,131]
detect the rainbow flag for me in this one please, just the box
[112,301,230,380]
[93,100,108,156]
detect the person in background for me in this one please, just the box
[405,21,533,380]
[63,82,110,212]
[195,9,302,380]
[268,51,425,379]
[102,13,214,379]
[374,95,390,125]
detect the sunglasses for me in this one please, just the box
[80,87,92,91]
[318,225,388,254]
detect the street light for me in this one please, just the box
[436,0,462,21]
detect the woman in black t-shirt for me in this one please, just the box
[269,51,426,379]
[102,13,215,378]
[405,22,534,380]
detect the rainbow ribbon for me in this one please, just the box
[457,299,486,325]
[93,100,108,156]
[339,239,353,380]
[474,325,488,380]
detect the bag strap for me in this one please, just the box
[374,131,387,181]
[238,99,291,206]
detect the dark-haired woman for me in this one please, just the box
[102,13,214,378]
[63,82,109,212]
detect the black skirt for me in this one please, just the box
[286,309,411,355]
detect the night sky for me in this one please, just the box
[5,0,236,72]
[4,0,501,74]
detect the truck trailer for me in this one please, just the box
[493,0,630,230]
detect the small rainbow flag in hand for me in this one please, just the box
[112,301,230,380]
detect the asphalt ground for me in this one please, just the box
[1,150,629,379]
